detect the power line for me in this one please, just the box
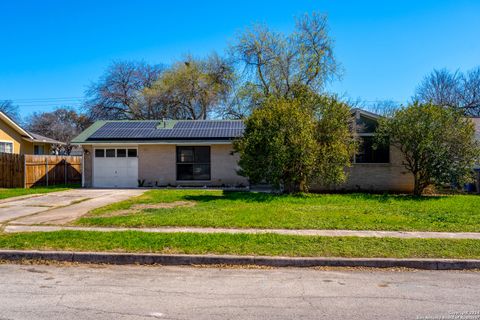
[0,97,85,110]
[15,107,83,110]
[0,97,85,109]
[0,96,84,102]
[12,102,83,106]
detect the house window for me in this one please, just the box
[95,149,105,157]
[106,149,116,158]
[128,149,137,157]
[34,145,45,155]
[95,148,137,158]
[176,146,211,180]
[0,141,13,153]
[355,136,390,164]
[116,149,127,157]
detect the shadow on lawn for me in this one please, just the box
[346,193,446,203]
[183,191,281,203]
[182,191,447,204]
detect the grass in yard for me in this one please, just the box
[76,189,480,232]
[0,230,479,259]
[0,184,79,200]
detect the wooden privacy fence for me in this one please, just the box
[0,153,82,188]
[0,153,24,188]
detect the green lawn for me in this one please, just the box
[0,230,479,259]
[76,189,480,232]
[0,185,78,200]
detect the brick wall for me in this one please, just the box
[311,145,414,193]
[82,142,413,192]
[137,144,248,187]
[210,144,248,187]
[138,144,176,186]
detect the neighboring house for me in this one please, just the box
[72,110,414,192]
[0,111,64,155]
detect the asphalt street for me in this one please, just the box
[0,263,479,320]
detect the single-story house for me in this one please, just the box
[72,110,415,192]
[0,111,64,155]
[72,120,249,188]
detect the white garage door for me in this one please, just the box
[93,148,138,188]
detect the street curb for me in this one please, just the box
[0,250,479,270]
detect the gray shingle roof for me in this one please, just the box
[28,132,65,144]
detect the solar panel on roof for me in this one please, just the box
[174,121,244,130]
[88,120,244,140]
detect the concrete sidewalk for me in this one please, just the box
[5,225,480,240]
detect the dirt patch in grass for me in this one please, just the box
[96,201,196,217]
[134,201,195,210]
[98,210,136,217]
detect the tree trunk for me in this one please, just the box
[283,179,307,194]
[413,176,424,196]
[298,178,308,193]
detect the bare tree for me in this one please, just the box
[27,108,92,154]
[461,67,480,115]
[144,54,234,120]
[84,61,164,120]
[227,12,339,117]
[415,67,480,116]
[0,100,21,122]
[362,99,401,117]
[218,82,262,119]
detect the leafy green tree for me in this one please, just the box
[234,92,356,193]
[313,95,357,186]
[234,97,317,192]
[376,102,480,195]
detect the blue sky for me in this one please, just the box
[0,0,479,116]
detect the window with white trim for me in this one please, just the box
[0,141,13,153]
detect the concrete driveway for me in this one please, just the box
[0,189,145,225]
